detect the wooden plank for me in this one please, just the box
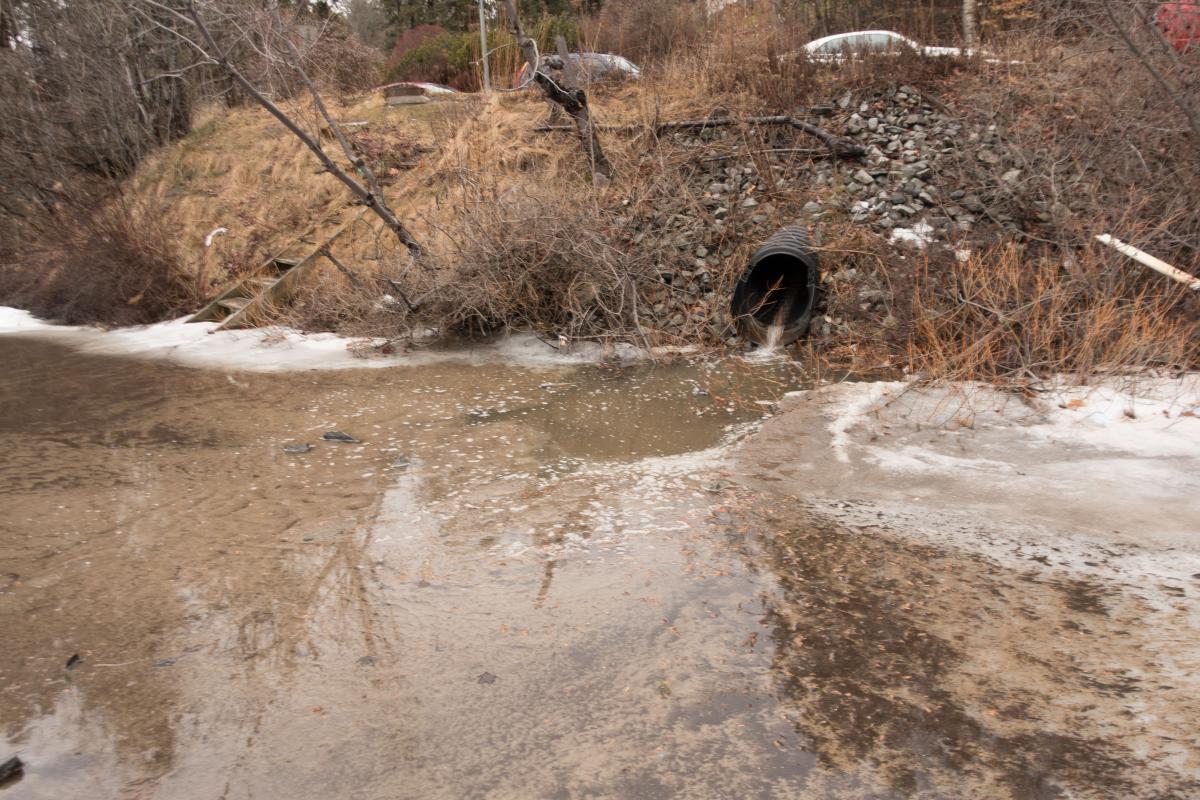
[214,211,365,331]
[187,210,363,325]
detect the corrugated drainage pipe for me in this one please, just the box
[730,226,819,347]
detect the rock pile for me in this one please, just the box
[617,83,1029,345]
[815,84,1020,236]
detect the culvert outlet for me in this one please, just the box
[730,226,819,347]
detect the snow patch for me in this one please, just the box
[0,306,58,332]
[0,307,647,372]
[1027,380,1200,458]
[814,376,1200,468]
[888,220,935,249]
[824,381,906,462]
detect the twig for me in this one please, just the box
[535,115,866,158]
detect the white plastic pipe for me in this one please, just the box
[1095,234,1200,291]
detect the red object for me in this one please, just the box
[1156,3,1200,52]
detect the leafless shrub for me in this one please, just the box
[581,0,707,65]
[0,197,199,326]
[304,22,385,93]
[0,0,193,249]
[417,189,657,341]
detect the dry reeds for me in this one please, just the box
[907,243,1200,382]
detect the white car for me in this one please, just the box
[801,30,972,62]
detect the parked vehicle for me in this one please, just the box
[512,53,641,89]
[378,81,459,97]
[801,30,970,61]
[1155,3,1200,52]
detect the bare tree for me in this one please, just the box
[500,0,611,183]
[133,0,421,254]
[1094,0,1200,145]
[0,0,194,247]
[963,0,978,49]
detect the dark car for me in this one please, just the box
[512,52,641,89]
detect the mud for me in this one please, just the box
[1,339,1197,799]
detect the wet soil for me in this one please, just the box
[1,339,1197,799]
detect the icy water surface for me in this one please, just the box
[1,338,1196,799]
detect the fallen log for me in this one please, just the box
[1095,234,1200,291]
[534,115,866,158]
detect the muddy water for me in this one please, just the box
[0,339,1196,799]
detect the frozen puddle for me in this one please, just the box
[2,334,1198,798]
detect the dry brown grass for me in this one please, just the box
[801,218,1200,382]
[128,92,458,296]
[20,4,1191,386]
[907,244,1200,382]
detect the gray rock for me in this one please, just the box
[961,194,984,212]
[740,196,759,208]
[853,169,875,185]
[802,201,823,214]
[977,149,1002,165]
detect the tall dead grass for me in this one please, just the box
[907,244,1200,382]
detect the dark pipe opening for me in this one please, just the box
[740,253,812,328]
[731,226,819,347]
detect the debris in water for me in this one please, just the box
[65,654,81,670]
[0,756,23,785]
[283,443,313,454]
[477,671,498,685]
[322,431,360,443]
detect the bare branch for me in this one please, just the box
[131,0,421,255]
[499,0,611,182]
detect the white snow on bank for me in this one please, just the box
[0,307,645,372]
[826,380,905,462]
[0,306,58,332]
[1028,380,1200,458]
[888,220,935,249]
[766,376,1200,590]
[812,376,1200,465]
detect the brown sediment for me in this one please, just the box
[2,339,1197,799]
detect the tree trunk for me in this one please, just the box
[963,0,977,50]
[500,0,611,183]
